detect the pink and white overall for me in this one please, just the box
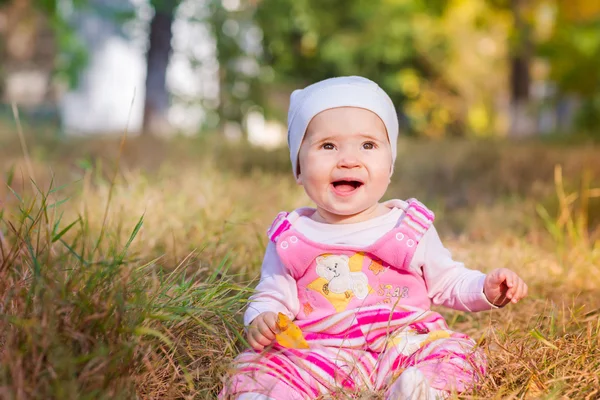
[220,200,486,399]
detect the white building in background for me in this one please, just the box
[59,0,146,134]
[58,0,285,145]
[59,0,218,136]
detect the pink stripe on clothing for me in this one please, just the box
[220,306,485,399]
[408,201,435,220]
[405,212,430,231]
[269,220,291,242]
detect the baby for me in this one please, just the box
[220,76,527,400]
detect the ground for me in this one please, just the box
[0,131,599,399]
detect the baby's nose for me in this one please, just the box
[337,151,361,168]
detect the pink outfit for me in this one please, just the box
[220,199,489,399]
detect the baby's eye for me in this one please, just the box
[321,143,335,150]
[363,142,375,150]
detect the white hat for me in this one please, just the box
[287,76,399,179]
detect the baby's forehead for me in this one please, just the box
[304,107,388,140]
[308,107,385,125]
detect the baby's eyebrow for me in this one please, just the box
[309,135,338,145]
[356,132,387,141]
[308,131,386,145]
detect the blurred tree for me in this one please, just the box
[142,0,182,135]
[207,0,242,130]
[485,0,537,136]
[0,0,71,128]
[431,0,512,137]
[3,0,598,138]
[2,0,179,135]
[205,0,262,133]
[558,0,600,23]
[539,0,600,135]
[509,0,534,136]
[35,0,88,90]
[0,0,90,108]
[253,0,456,136]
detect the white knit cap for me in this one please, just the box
[287,76,399,179]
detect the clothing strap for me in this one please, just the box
[267,211,292,242]
[399,198,435,238]
[267,199,434,243]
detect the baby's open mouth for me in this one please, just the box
[332,180,363,193]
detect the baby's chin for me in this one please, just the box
[313,203,384,224]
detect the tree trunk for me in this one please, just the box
[142,1,178,135]
[509,0,535,137]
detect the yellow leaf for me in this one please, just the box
[420,330,451,348]
[275,313,309,349]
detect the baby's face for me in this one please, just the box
[296,107,392,223]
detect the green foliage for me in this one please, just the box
[15,0,600,137]
[150,0,183,13]
[28,0,138,89]
[29,0,89,89]
[202,0,262,128]
[254,0,451,134]
[538,17,600,134]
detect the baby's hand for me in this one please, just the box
[484,268,528,307]
[247,311,279,351]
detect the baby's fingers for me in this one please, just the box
[257,318,277,340]
[515,280,528,302]
[247,335,264,351]
[492,268,512,288]
[503,273,515,297]
[263,312,280,333]
[509,279,527,303]
[504,270,517,288]
[247,329,264,351]
[248,328,272,350]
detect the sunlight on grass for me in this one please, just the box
[0,134,599,398]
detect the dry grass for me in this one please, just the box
[0,131,599,399]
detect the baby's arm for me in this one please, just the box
[413,226,495,312]
[245,241,299,350]
[415,226,527,310]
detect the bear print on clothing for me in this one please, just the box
[315,255,369,300]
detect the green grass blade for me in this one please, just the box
[6,185,23,204]
[133,326,173,348]
[52,218,81,243]
[119,214,144,260]
[529,328,559,350]
[47,197,72,209]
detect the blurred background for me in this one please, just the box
[1,0,600,142]
[1,2,600,398]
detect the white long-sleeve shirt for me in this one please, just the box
[244,205,496,326]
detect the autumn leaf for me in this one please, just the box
[275,313,309,349]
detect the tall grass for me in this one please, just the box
[537,165,600,252]
[0,141,255,398]
[0,132,599,398]
[0,178,255,398]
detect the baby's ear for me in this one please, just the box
[316,256,325,263]
[340,255,349,262]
